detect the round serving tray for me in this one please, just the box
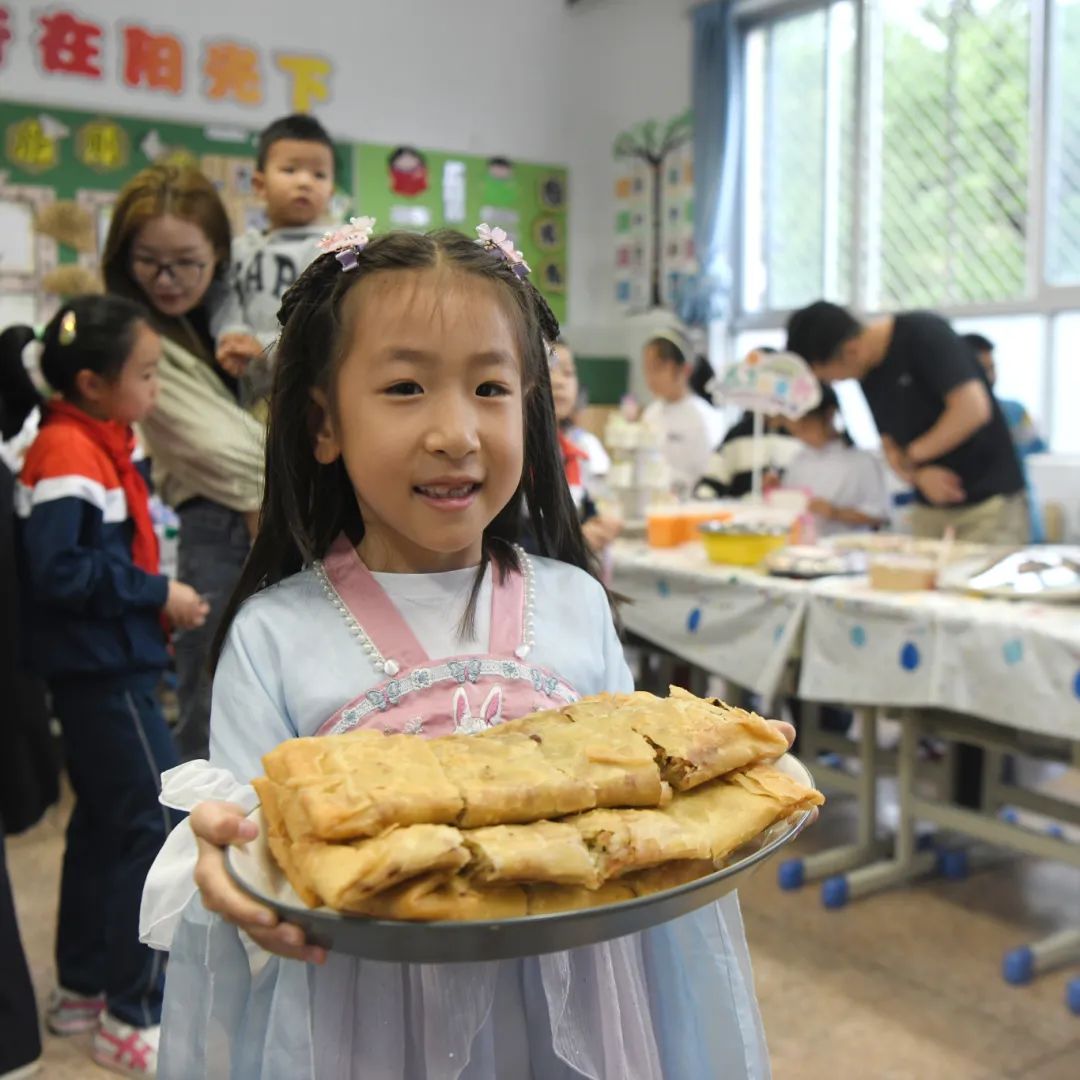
[227,754,816,964]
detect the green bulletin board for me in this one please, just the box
[353,142,568,323]
[0,99,569,329]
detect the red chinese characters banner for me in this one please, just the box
[0,6,333,112]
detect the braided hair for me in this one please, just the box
[212,229,597,667]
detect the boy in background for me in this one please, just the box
[215,114,337,406]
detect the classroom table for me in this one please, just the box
[610,540,1080,1006]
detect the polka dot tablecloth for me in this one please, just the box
[612,542,1080,740]
[799,578,1080,741]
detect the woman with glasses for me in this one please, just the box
[103,164,264,761]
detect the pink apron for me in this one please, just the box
[314,535,580,738]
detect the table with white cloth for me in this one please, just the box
[611,542,808,706]
[611,541,1080,998]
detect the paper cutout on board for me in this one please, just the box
[0,199,38,274]
[76,120,129,173]
[388,146,428,197]
[6,118,60,173]
[482,157,518,208]
[714,350,822,420]
[442,160,466,223]
[390,204,432,228]
[532,215,564,252]
[537,172,566,210]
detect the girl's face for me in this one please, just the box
[784,409,835,449]
[314,268,525,574]
[129,214,217,318]
[643,344,686,402]
[83,321,162,426]
[549,344,579,422]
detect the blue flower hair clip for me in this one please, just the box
[317,216,377,271]
[476,223,531,279]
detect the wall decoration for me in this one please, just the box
[354,142,568,323]
[0,8,333,114]
[0,98,354,325]
[0,100,569,327]
[612,110,696,314]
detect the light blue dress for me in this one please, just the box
[148,555,771,1079]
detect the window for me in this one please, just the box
[876,0,1031,308]
[741,2,855,313]
[734,0,1080,452]
[1046,0,1080,285]
[1050,313,1080,453]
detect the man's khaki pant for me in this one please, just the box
[909,492,1030,545]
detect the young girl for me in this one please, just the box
[548,340,619,555]
[8,296,208,1077]
[102,165,266,763]
[142,227,793,1079]
[782,384,889,537]
[641,331,725,498]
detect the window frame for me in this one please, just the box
[728,0,1080,450]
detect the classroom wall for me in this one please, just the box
[3,0,691,355]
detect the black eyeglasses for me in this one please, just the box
[131,254,209,288]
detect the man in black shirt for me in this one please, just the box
[786,302,1027,543]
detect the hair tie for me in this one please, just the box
[475,224,531,279]
[316,217,376,272]
[58,310,77,346]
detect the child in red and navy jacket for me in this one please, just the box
[8,296,207,1078]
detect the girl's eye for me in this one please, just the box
[386,381,423,397]
[476,382,511,398]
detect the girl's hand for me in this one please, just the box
[190,801,327,965]
[771,718,796,749]
[166,581,210,630]
[808,497,834,521]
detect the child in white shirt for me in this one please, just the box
[782,384,889,537]
[214,114,337,406]
[641,332,725,498]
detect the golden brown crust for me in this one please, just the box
[568,807,706,878]
[289,825,470,912]
[463,821,600,888]
[525,881,636,915]
[355,873,528,921]
[661,763,823,863]
[269,734,464,841]
[622,688,789,791]
[253,691,823,920]
[624,859,717,897]
[430,734,595,827]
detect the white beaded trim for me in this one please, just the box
[313,560,400,677]
[513,544,535,659]
[315,547,535,673]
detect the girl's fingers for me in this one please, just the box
[190,801,259,845]
[244,924,327,966]
[194,846,277,927]
[771,720,796,749]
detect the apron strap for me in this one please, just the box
[321,535,430,670]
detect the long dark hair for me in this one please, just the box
[0,295,149,420]
[211,229,598,667]
[101,164,232,362]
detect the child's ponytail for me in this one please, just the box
[0,326,44,439]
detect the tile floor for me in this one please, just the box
[7,785,1080,1078]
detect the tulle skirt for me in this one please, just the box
[158,892,770,1080]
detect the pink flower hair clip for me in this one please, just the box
[476,223,531,279]
[317,216,377,271]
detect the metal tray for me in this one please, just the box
[227,755,816,964]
